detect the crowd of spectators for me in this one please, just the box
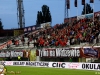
[12,16,100,48]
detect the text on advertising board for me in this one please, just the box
[68,63,80,69]
[13,61,49,67]
[82,64,100,70]
[52,62,66,68]
[3,61,100,71]
[38,48,80,57]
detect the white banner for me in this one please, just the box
[49,62,82,69]
[4,61,49,67]
[38,48,80,57]
[2,61,100,71]
[77,15,85,20]
[0,51,23,57]
[40,23,45,28]
[40,22,51,28]
[85,13,93,19]
[0,50,30,58]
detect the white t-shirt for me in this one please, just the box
[0,65,5,75]
[0,69,4,75]
[0,74,4,75]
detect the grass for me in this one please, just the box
[5,66,98,75]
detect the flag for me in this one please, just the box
[90,0,94,3]
[67,0,70,9]
[82,0,85,5]
[74,0,77,7]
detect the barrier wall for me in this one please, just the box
[3,61,100,71]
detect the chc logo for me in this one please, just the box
[68,63,80,69]
[52,62,66,68]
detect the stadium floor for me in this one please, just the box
[5,66,99,75]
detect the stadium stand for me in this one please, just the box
[0,12,100,52]
[0,36,13,44]
[0,12,100,62]
[8,16,100,49]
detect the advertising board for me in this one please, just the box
[3,61,100,71]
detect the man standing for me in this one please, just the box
[0,65,7,75]
[69,57,72,62]
[18,56,21,61]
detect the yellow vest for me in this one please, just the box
[18,56,21,59]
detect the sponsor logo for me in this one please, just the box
[5,61,13,65]
[25,62,49,67]
[82,64,100,70]
[12,61,49,67]
[52,62,66,68]
[68,63,80,69]
[84,48,98,57]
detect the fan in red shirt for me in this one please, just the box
[55,40,59,46]
[59,39,66,47]
[38,37,45,47]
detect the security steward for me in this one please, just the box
[69,57,72,62]
[18,56,21,61]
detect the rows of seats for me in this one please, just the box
[0,36,13,44]
[12,16,100,48]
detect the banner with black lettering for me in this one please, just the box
[51,62,66,68]
[4,61,100,71]
[49,62,100,70]
[4,61,49,67]
[82,63,100,71]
